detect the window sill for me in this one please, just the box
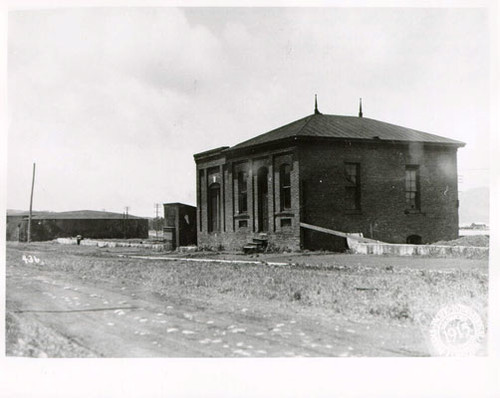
[234,213,250,219]
[275,211,295,217]
[344,210,363,215]
[404,209,424,215]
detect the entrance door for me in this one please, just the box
[257,167,269,232]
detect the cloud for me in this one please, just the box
[7,7,490,215]
[8,8,228,214]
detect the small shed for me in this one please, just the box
[163,203,197,250]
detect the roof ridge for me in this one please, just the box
[229,114,312,150]
[294,114,316,137]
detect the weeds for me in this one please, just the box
[6,243,488,326]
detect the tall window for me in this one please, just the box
[345,163,361,210]
[237,171,248,213]
[208,183,220,233]
[280,164,291,211]
[405,166,420,210]
[198,170,204,231]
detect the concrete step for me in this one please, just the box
[243,234,269,253]
[243,244,260,254]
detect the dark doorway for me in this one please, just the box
[406,234,422,244]
[257,167,269,232]
[208,183,220,233]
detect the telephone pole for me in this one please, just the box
[27,163,36,243]
[124,206,129,239]
[154,203,160,239]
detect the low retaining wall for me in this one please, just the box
[56,238,166,251]
[55,237,488,258]
[347,238,488,259]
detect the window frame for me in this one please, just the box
[208,182,221,233]
[344,162,361,211]
[279,164,292,211]
[237,171,248,214]
[405,165,420,211]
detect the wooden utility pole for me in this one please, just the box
[27,163,36,243]
[124,206,129,239]
[154,203,160,239]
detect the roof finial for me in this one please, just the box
[358,98,363,118]
[314,94,321,115]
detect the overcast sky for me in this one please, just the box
[7,6,491,217]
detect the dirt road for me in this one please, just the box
[7,260,430,358]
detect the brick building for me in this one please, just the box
[194,101,465,251]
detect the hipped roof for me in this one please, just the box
[229,113,465,151]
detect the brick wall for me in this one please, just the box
[196,139,460,251]
[196,146,301,251]
[299,140,459,245]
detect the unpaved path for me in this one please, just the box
[6,261,429,357]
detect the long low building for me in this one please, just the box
[6,210,149,242]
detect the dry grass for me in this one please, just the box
[434,235,489,247]
[6,243,488,327]
[6,312,94,357]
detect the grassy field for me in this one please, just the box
[6,242,488,329]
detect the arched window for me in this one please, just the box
[280,164,291,211]
[208,183,220,233]
[406,235,422,244]
[237,171,248,213]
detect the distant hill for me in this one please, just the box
[6,209,144,219]
[7,209,55,217]
[8,189,488,225]
[6,209,26,215]
[459,187,489,225]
